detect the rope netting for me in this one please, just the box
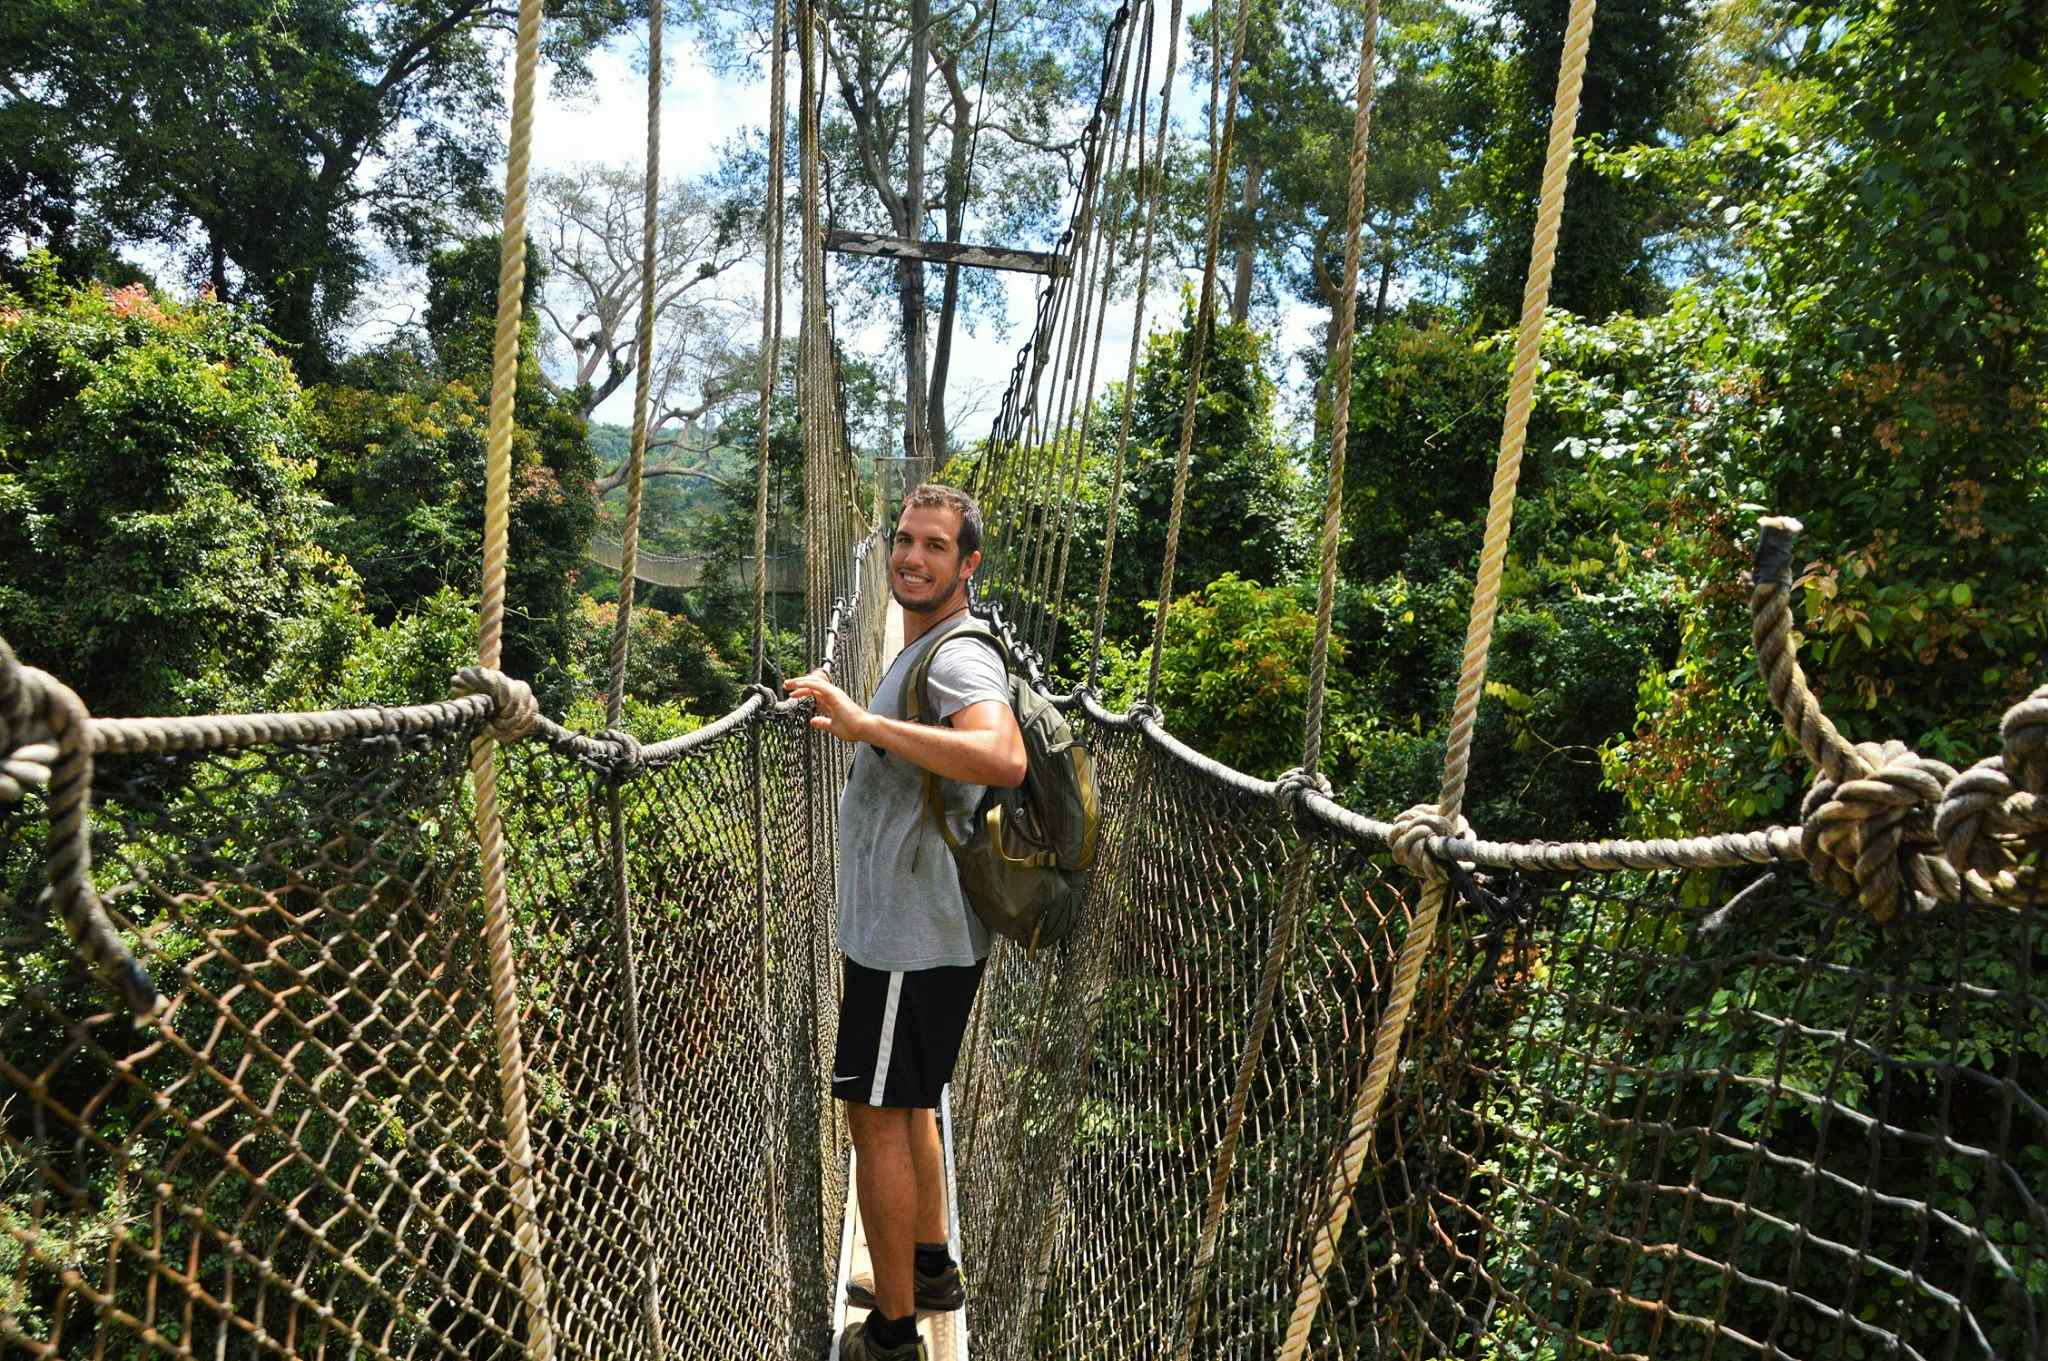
[4,620,2043,1360]
[6,0,2047,1356]
[0,525,888,1360]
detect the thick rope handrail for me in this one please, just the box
[471,0,556,1350]
[1752,515,2043,916]
[89,695,494,754]
[1276,0,1598,1341]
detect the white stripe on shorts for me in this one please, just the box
[869,970,905,1106]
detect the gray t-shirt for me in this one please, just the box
[836,614,1010,970]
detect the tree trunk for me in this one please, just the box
[900,0,933,473]
[1230,156,1263,325]
[925,54,976,472]
[1373,246,1395,327]
[208,237,230,301]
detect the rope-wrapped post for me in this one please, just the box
[1,638,164,1021]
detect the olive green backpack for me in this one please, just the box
[901,620,1099,949]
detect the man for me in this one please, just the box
[786,483,1025,1361]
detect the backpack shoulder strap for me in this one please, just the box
[902,619,1012,851]
[902,620,1009,726]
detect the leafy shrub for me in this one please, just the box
[0,260,359,717]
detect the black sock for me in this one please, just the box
[914,1241,953,1275]
[868,1311,918,1349]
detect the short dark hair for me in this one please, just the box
[902,482,983,557]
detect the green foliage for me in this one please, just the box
[1102,574,1351,778]
[311,234,596,708]
[572,597,740,716]
[1338,319,1506,582]
[1054,300,1305,658]
[1563,0,2048,830]
[1450,0,1703,327]
[0,0,634,371]
[0,265,360,718]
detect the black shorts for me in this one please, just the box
[832,956,986,1108]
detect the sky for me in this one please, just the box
[508,12,1328,444]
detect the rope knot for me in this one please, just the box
[1273,766,1333,812]
[1391,804,1469,882]
[0,638,52,803]
[1127,700,1164,727]
[600,727,645,772]
[1799,739,1959,922]
[1752,517,2042,917]
[1,739,58,804]
[743,682,782,713]
[2003,684,2048,795]
[452,667,539,743]
[1932,683,2048,905]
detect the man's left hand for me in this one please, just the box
[785,669,874,745]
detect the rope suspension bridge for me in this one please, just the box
[2,0,2043,1357]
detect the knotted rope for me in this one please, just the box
[0,643,56,804]
[453,667,541,743]
[1752,515,2043,918]
[1,637,165,1021]
[1278,0,1597,1350]
[472,0,556,1349]
[1388,802,1470,883]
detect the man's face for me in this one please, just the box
[891,504,979,614]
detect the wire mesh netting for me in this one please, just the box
[1317,868,2046,1361]
[4,518,2043,1360]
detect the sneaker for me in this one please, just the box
[844,1261,966,1313]
[837,1318,927,1360]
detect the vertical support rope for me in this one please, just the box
[1165,0,1264,1347]
[597,29,670,1345]
[471,0,556,1353]
[606,0,667,730]
[607,784,669,1360]
[1279,4,1598,1353]
[1086,0,1181,689]
[799,2,828,663]
[1178,4,1375,1347]
[1045,13,1149,663]
[753,0,791,683]
[1145,0,1252,705]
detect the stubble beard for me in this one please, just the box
[891,566,967,615]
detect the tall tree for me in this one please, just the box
[1449,0,1702,327]
[700,0,1112,464]
[531,163,759,493]
[0,0,633,373]
[1189,0,1466,426]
